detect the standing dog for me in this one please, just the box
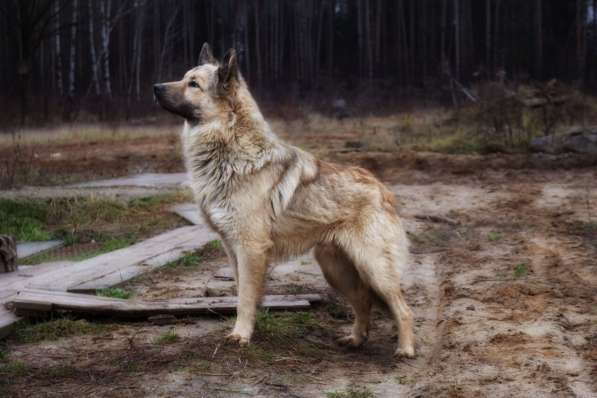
[154,43,415,358]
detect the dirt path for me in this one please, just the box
[2,164,596,397]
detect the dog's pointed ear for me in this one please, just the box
[198,42,216,65]
[218,49,239,87]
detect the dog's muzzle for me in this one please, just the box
[153,84,164,103]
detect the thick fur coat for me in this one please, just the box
[154,44,415,358]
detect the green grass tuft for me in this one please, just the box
[154,329,179,345]
[488,231,503,242]
[127,193,180,209]
[165,251,204,270]
[0,199,51,241]
[204,239,222,251]
[326,387,375,398]
[96,287,132,299]
[254,310,315,342]
[514,263,528,278]
[13,318,105,343]
[0,361,30,378]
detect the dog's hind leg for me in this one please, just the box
[314,243,372,347]
[338,228,415,358]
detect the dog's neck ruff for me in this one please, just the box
[181,109,289,208]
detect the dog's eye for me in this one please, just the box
[189,81,199,89]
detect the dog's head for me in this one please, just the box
[153,43,240,124]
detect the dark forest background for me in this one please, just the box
[1,0,597,126]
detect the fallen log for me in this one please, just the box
[6,289,323,319]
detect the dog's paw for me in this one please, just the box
[225,332,250,346]
[394,346,415,359]
[336,334,366,348]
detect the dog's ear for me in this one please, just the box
[218,49,239,88]
[198,42,216,65]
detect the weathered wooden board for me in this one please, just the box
[29,225,218,292]
[16,240,64,259]
[10,289,323,318]
[169,203,204,225]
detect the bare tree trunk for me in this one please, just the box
[486,0,491,72]
[576,0,586,83]
[134,1,145,100]
[100,0,113,97]
[494,0,501,70]
[327,0,334,77]
[254,0,262,87]
[534,0,542,78]
[68,0,78,98]
[357,0,364,78]
[454,0,461,79]
[54,1,64,96]
[365,0,373,80]
[158,4,179,82]
[88,0,101,95]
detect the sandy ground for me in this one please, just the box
[2,156,596,397]
[1,123,596,397]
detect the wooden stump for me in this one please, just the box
[0,235,17,273]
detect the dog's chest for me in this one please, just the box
[200,204,234,232]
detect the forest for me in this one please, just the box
[1,0,597,125]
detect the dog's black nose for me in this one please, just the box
[153,84,163,96]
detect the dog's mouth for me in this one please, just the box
[153,84,199,123]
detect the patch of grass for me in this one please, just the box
[185,359,212,373]
[127,193,181,209]
[0,349,6,361]
[514,263,529,278]
[325,301,352,320]
[10,194,187,265]
[43,364,78,378]
[326,387,375,398]
[122,362,140,373]
[254,310,315,342]
[568,220,597,235]
[154,329,179,345]
[13,318,105,343]
[242,345,275,364]
[488,231,503,242]
[204,239,222,251]
[0,361,30,378]
[163,241,224,271]
[395,375,414,385]
[165,251,204,270]
[0,199,51,241]
[96,287,132,299]
[101,236,136,251]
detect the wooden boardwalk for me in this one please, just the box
[0,225,218,338]
[10,289,322,318]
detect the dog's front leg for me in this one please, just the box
[226,249,268,345]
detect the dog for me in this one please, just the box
[153,43,415,358]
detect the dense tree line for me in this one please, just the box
[1,0,596,124]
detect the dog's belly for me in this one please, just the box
[270,213,331,260]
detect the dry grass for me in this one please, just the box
[0,124,179,147]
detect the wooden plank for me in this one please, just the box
[29,225,218,292]
[9,290,322,318]
[16,240,64,259]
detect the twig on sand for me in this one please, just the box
[414,214,460,226]
[211,342,221,359]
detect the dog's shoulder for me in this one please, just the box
[269,145,318,217]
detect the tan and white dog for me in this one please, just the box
[153,43,415,358]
